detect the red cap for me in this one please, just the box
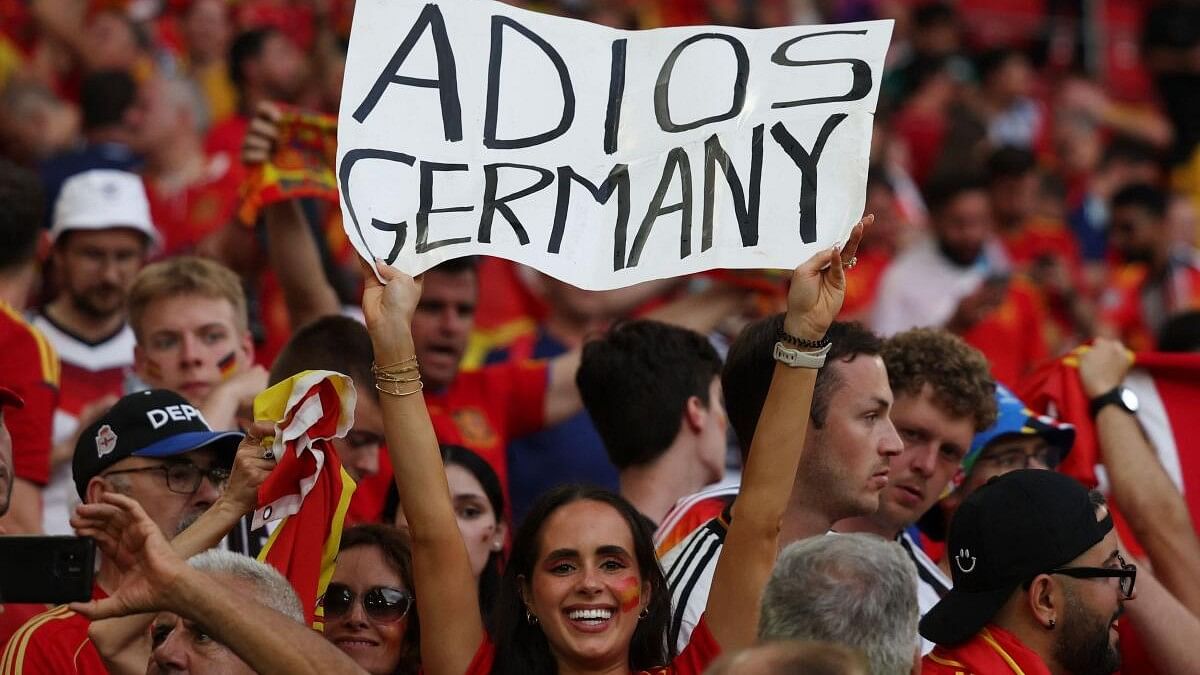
[0,387,24,409]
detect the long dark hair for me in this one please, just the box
[338,524,421,675]
[383,444,507,619]
[490,485,673,675]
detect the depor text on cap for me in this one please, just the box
[72,389,242,499]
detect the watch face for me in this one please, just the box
[1120,387,1140,413]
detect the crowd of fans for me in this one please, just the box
[2,0,1200,673]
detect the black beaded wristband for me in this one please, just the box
[776,329,831,350]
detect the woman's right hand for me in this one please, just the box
[360,258,424,361]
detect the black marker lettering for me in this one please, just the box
[352,4,462,141]
[479,163,554,245]
[628,147,693,267]
[771,30,872,109]
[484,16,576,149]
[416,161,474,253]
[655,34,749,133]
[769,114,847,243]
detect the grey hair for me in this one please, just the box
[758,534,919,675]
[187,549,304,623]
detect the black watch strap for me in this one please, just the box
[1089,387,1129,418]
[776,329,830,350]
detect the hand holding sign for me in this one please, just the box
[337,0,891,290]
[361,258,424,365]
[785,214,868,341]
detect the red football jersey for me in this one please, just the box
[0,302,58,485]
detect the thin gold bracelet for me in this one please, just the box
[375,355,417,370]
[374,373,423,384]
[375,380,424,397]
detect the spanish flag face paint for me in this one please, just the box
[218,351,239,380]
[144,358,164,382]
[615,575,641,614]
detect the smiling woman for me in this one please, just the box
[323,524,421,675]
[363,217,865,675]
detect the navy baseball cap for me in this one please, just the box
[73,389,243,498]
[920,470,1112,646]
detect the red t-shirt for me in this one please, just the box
[464,614,721,674]
[0,587,107,675]
[145,158,240,256]
[424,360,549,495]
[922,625,1050,675]
[961,279,1049,387]
[0,303,58,485]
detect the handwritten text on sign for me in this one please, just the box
[337,0,892,290]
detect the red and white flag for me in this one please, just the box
[1017,349,1200,548]
[252,370,358,627]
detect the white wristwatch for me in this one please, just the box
[773,341,832,369]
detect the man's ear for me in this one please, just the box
[239,330,255,365]
[85,475,111,506]
[1026,574,1059,629]
[684,395,706,433]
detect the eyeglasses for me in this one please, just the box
[319,584,413,623]
[1048,554,1137,599]
[101,462,231,495]
[976,445,1063,471]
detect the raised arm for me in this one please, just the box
[71,494,365,675]
[362,261,484,675]
[85,427,277,673]
[703,217,868,651]
[1079,340,1200,615]
[243,102,343,330]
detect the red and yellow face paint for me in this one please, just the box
[615,575,641,614]
[218,351,238,380]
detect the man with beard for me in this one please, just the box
[2,389,244,673]
[1099,183,1200,351]
[33,169,159,535]
[871,174,1049,384]
[921,470,1133,674]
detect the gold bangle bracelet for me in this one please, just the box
[373,356,418,371]
[375,380,424,397]
[374,373,423,384]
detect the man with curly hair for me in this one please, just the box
[836,328,997,654]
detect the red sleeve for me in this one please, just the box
[1,615,85,675]
[497,360,548,440]
[0,320,58,485]
[670,614,722,674]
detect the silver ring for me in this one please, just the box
[842,256,858,270]
[262,449,275,461]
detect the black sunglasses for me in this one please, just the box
[319,583,413,623]
[1048,554,1137,599]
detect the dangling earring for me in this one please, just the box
[526,609,539,625]
[638,608,650,620]
[491,539,504,552]
[1047,618,1056,629]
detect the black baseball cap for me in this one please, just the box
[73,389,243,499]
[920,469,1113,646]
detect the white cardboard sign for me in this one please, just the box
[337,0,892,290]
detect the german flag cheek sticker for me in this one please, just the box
[218,352,238,380]
[615,576,641,614]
